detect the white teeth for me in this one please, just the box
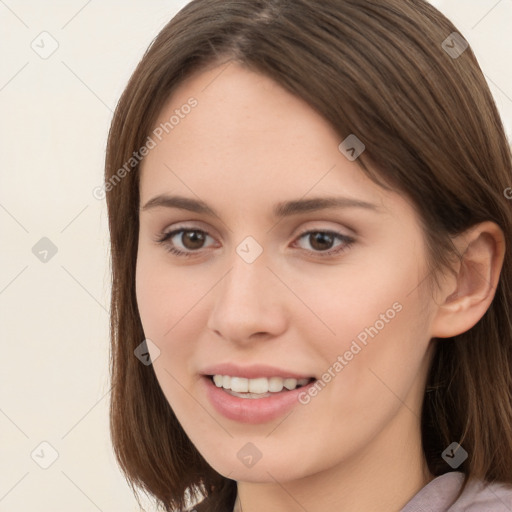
[283,378,298,390]
[231,377,249,393]
[212,375,311,393]
[248,377,268,394]
[268,376,284,392]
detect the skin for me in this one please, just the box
[135,61,505,512]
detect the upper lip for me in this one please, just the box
[201,363,315,380]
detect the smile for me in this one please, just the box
[202,375,318,423]
[211,375,313,396]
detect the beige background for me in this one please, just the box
[0,1,511,510]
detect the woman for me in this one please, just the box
[104,1,512,510]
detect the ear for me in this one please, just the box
[430,221,506,338]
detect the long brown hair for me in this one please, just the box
[104,1,512,510]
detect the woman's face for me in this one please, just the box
[136,62,439,483]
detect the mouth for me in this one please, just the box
[202,373,318,423]
[207,374,316,399]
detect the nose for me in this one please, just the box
[206,248,288,344]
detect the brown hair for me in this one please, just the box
[104,1,512,510]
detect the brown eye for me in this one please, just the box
[156,228,215,257]
[156,227,355,259]
[179,230,206,250]
[294,230,355,257]
[308,232,335,251]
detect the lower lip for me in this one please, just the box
[202,376,317,424]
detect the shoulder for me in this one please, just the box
[451,475,512,511]
[401,472,512,512]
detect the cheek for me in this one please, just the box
[136,253,169,339]
[135,251,178,355]
[135,251,202,410]
[136,248,191,333]
[135,248,214,374]
[293,240,425,352]
[297,244,431,405]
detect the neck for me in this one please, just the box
[232,408,433,512]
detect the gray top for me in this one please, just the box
[400,471,512,511]
[186,471,512,511]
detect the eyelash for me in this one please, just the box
[155,226,355,259]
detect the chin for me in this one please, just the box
[199,444,311,483]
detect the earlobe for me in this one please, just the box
[430,222,506,339]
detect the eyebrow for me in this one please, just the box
[140,194,382,218]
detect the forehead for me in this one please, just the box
[138,63,404,221]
